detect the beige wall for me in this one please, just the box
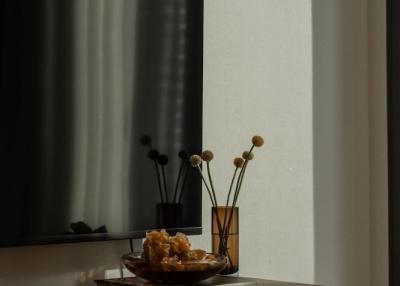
[313,0,388,285]
[312,0,370,286]
[368,0,388,285]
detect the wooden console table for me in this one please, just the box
[95,276,320,286]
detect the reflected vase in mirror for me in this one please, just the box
[212,207,239,275]
[156,203,183,228]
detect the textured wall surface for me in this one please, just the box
[191,0,314,284]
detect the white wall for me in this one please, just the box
[197,2,388,286]
[192,0,314,284]
[0,241,128,286]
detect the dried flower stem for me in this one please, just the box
[144,144,164,203]
[222,167,239,235]
[154,161,164,204]
[232,145,255,207]
[161,166,169,204]
[178,164,189,204]
[225,144,255,237]
[232,162,248,207]
[173,159,185,203]
[205,161,226,249]
[206,162,218,207]
[195,166,216,206]
[204,160,229,254]
[213,207,229,256]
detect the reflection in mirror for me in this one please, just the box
[0,0,203,246]
[140,135,191,228]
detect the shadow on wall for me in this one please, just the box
[0,240,129,286]
[312,1,370,286]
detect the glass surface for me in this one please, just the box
[0,0,203,246]
[212,207,239,274]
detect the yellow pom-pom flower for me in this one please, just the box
[233,157,244,168]
[201,150,214,162]
[190,155,202,167]
[242,151,254,160]
[252,135,264,147]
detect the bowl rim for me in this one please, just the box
[121,251,227,265]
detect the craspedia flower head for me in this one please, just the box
[148,149,159,160]
[140,135,152,146]
[242,151,254,160]
[201,150,214,162]
[178,150,188,159]
[158,155,169,165]
[233,157,244,168]
[252,135,264,147]
[190,154,202,167]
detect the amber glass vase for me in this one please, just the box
[212,207,239,275]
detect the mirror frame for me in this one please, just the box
[387,0,400,284]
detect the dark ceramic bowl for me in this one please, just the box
[121,252,227,284]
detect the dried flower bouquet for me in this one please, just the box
[189,135,264,262]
